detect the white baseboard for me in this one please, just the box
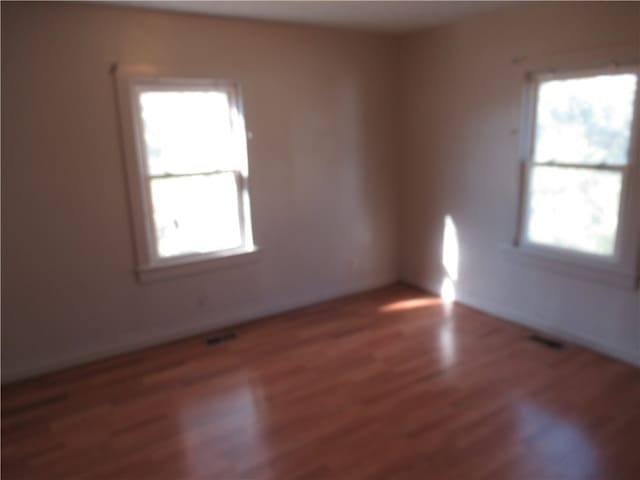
[6,276,635,384]
[2,276,397,384]
[416,280,640,368]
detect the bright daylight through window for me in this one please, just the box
[130,81,254,267]
[521,71,638,258]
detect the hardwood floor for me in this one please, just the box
[2,285,640,480]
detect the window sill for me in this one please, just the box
[499,244,638,291]
[136,246,262,284]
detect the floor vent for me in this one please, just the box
[529,333,564,350]
[205,332,237,346]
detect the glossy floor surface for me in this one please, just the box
[3,285,640,480]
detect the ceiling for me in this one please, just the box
[113,1,507,33]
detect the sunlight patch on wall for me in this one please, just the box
[440,278,456,303]
[440,215,459,303]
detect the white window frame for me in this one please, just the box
[509,64,640,290]
[113,65,259,283]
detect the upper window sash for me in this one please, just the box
[520,66,639,165]
[130,80,249,176]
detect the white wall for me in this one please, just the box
[1,4,400,381]
[3,2,639,383]
[400,2,640,365]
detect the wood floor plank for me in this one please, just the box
[2,284,639,479]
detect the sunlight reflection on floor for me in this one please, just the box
[438,322,457,367]
[180,372,268,477]
[516,400,599,478]
[378,297,443,313]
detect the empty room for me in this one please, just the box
[2,1,639,479]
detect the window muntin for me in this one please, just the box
[521,70,638,258]
[131,81,253,264]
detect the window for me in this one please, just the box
[114,66,257,282]
[516,67,639,278]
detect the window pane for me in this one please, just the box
[525,165,622,256]
[533,73,637,165]
[139,90,237,175]
[150,173,242,258]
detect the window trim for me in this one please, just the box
[512,63,640,288]
[113,64,258,282]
